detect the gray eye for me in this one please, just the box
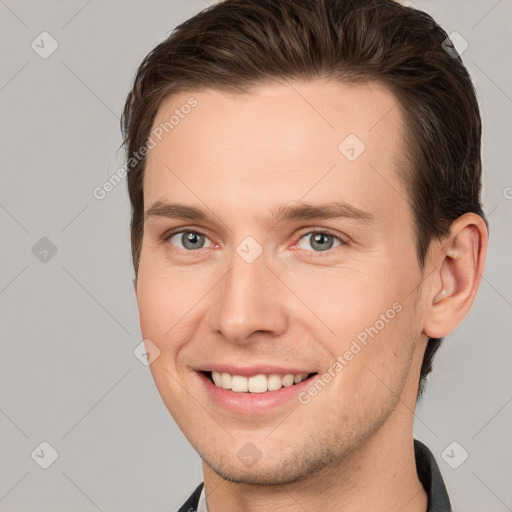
[298,232,341,252]
[169,231,209,250]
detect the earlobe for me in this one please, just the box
[423,213,488,339]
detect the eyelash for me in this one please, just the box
[161,227,346,255]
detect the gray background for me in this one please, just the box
[0,0,510,510]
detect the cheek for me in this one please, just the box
[284,264,407,339]
[285,259,421,388]
[310,299,420,431]
[136,265,203,416]
[136,277,171,338]
[136,261,192,345]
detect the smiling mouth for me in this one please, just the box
[202,371,318,393]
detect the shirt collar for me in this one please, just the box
[415,439,452,511]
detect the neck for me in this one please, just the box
[202,404,428,512]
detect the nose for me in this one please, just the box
[207,252,289,345]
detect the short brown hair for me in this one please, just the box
[121,0,486,398]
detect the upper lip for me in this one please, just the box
[198,364,315,377]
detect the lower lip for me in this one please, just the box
[198,372,319,414]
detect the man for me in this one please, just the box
[121,0,487,510]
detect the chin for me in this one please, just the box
[200,442,341,486]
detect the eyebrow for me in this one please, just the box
[144,200,374,226]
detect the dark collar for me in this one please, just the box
[178,439,451,511]
[415,439,452,511]
[177,481,204,512]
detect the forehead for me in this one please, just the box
[143,79,409,228]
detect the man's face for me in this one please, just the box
[136,79,428,484]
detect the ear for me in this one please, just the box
[423,213,488,339]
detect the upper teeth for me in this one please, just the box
[211,371,309,393]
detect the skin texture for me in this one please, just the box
[135,79,487,511]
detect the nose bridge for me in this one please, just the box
[210,248,287,342]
